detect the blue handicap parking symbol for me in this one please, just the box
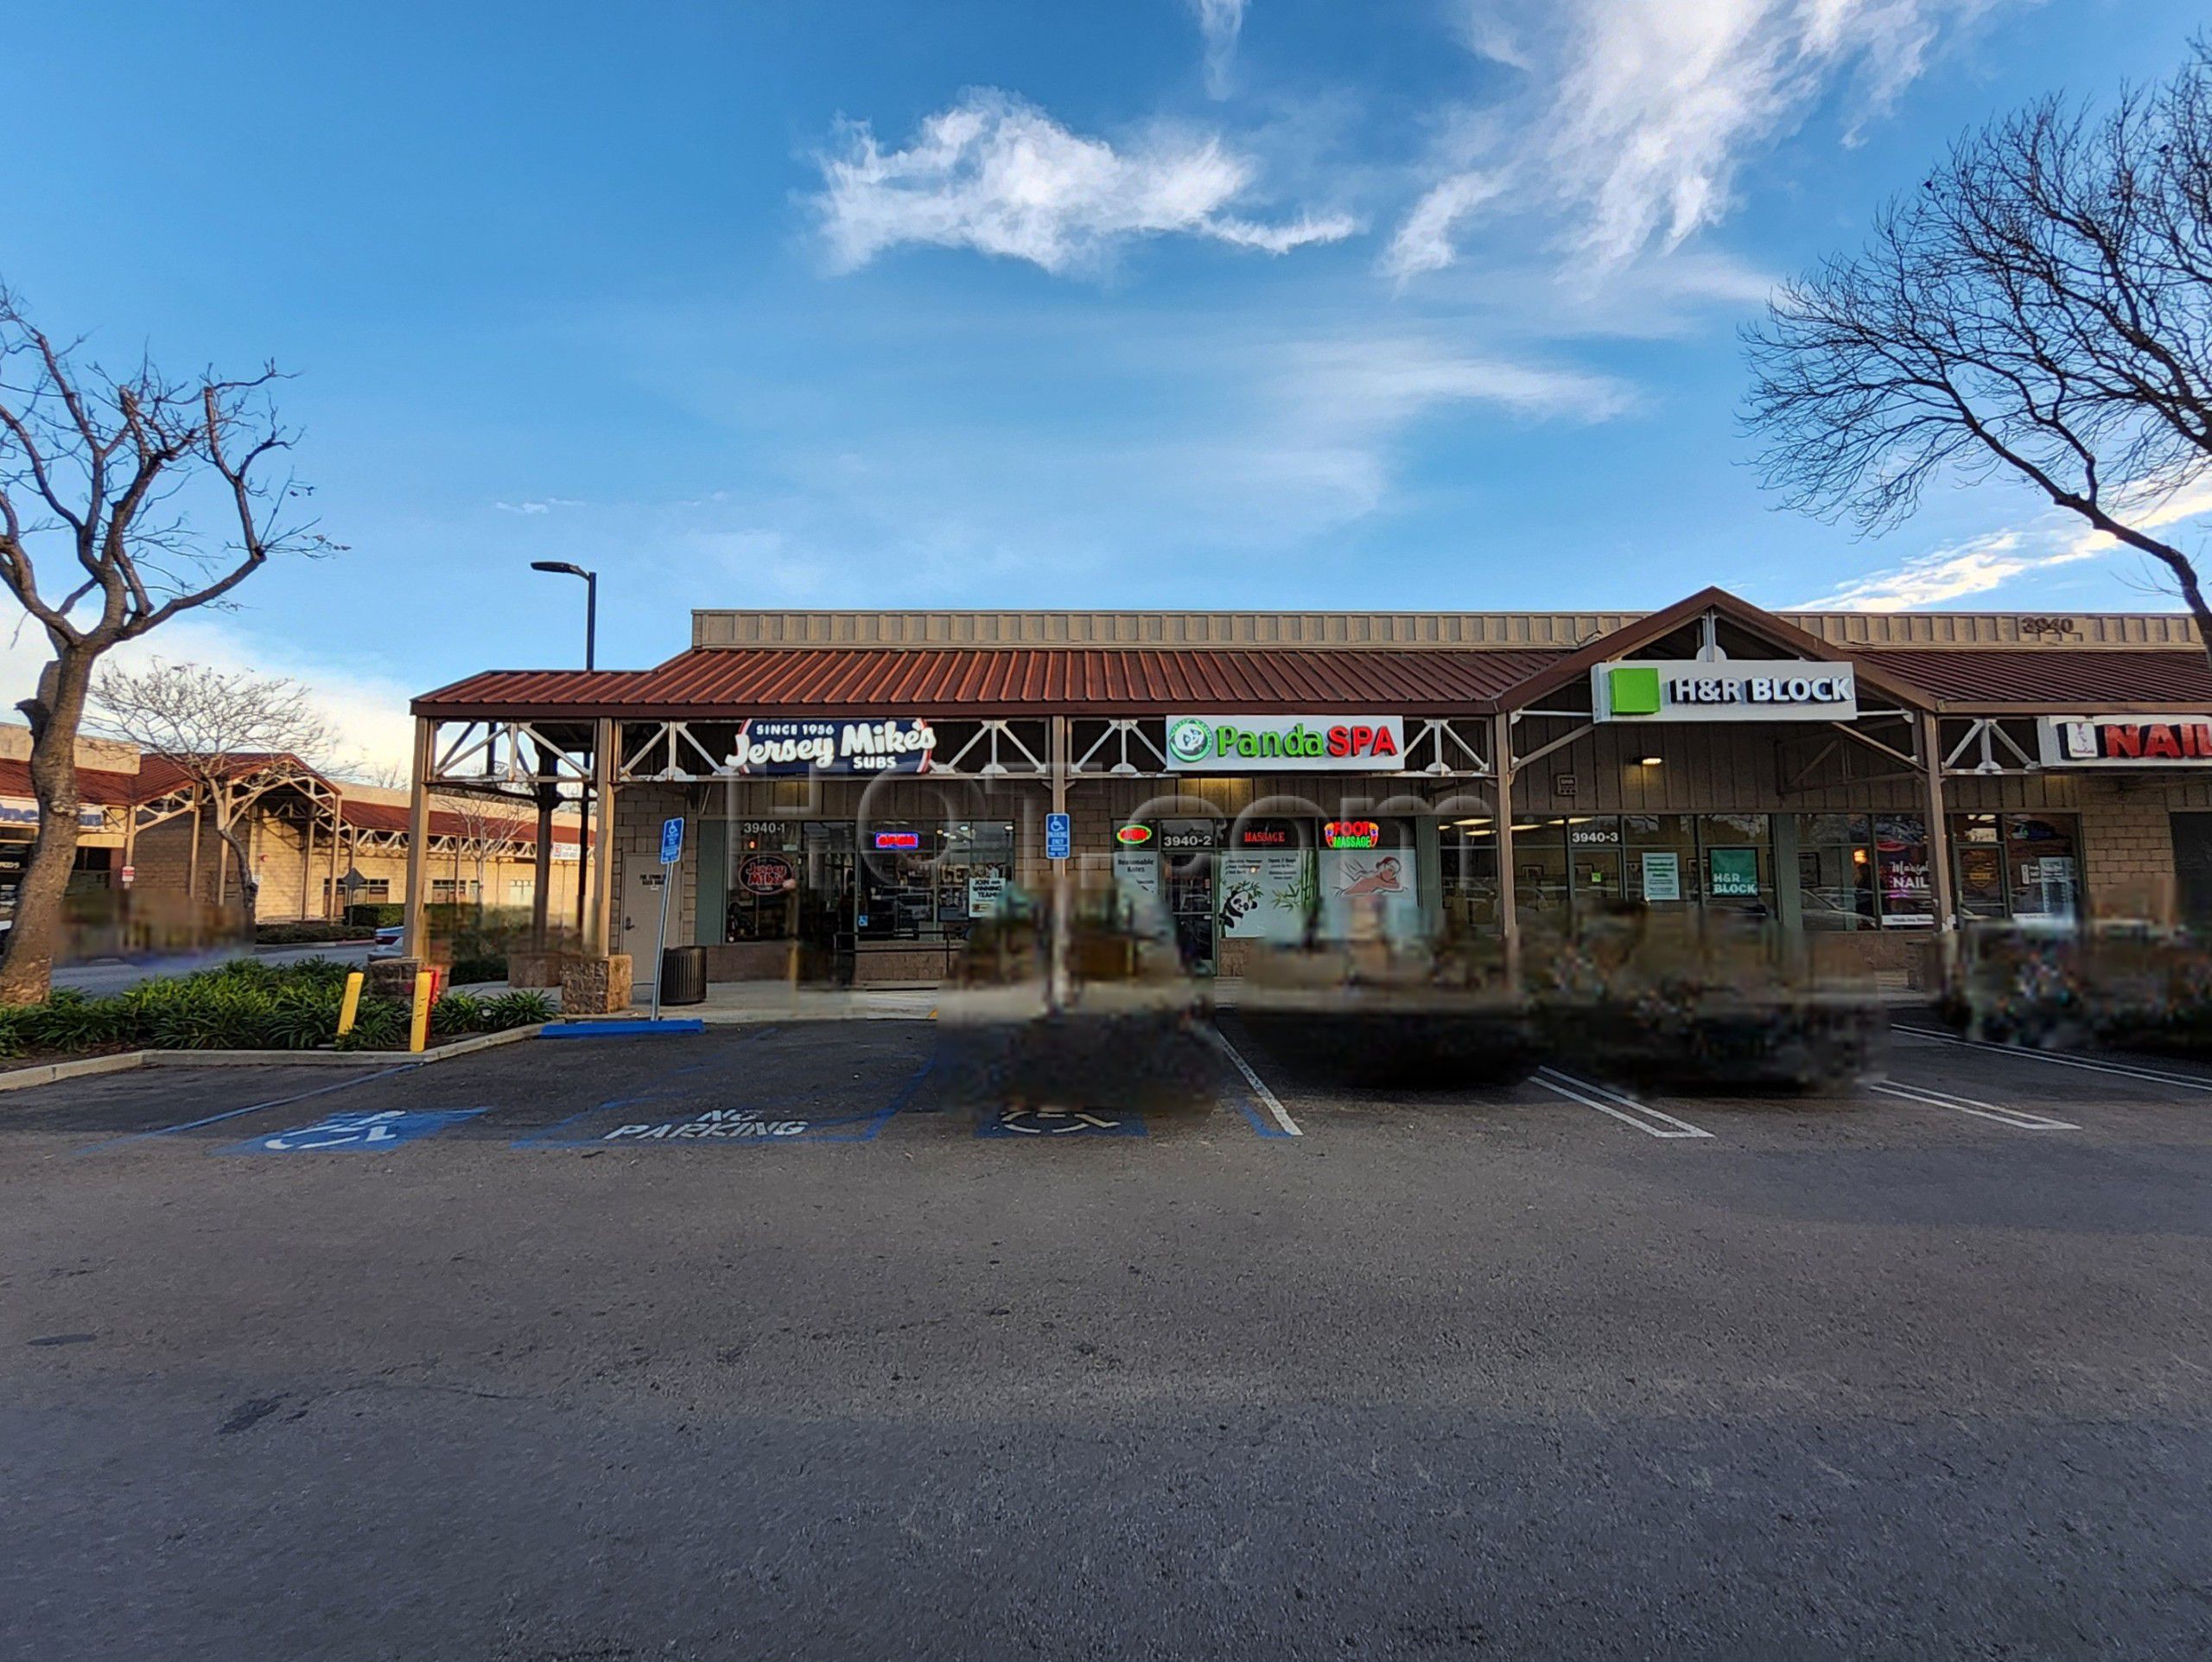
[976,1107,1146,1138]
[219,1108,488,1155]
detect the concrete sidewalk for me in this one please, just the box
[598,982,943,1023]
[594,977,1198,1025]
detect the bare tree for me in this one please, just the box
[1744,42,2212,662]
[434,792,530,926]
[338,758,410,792]
[90,660,337,933]
[0,289,334,1000]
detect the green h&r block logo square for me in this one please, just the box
[1607,665,1662,716]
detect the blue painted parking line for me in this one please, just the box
[515,1051,936,1149]
[73,1064,422,1156]
[539,1019,706,1038]
[217,1107,488,1155]
[977,1108,1147,1137]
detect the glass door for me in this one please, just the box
[1166,852,1216,975]
[798,824,855,986]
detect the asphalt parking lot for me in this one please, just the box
[4,1015,2210,1660]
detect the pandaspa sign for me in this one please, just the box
[730,718,935,775]
[1164,715,1405,773]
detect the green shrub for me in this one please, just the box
[256,921,375,946]
[335,997,409,1051]
[448,955,508,987]
[485,990,555,1028]
[0,956,548,1060]
[429,990,485,1036]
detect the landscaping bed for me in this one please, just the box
[1942,925,2212,1054]
[252,921,377,946]
[0,957,552,1062]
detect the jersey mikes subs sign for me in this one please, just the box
[2038,715,2212,767]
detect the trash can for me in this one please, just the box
[658,945,707,1007]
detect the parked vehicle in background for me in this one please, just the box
[370,925,405,959]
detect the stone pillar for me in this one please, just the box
[365,957,423,1001]
[560,952,632,1015]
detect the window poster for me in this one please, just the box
[1319,849,1422,942]
[1707,847,1759,899]
[1640,850,1681,902]
[1218,851,1315,940]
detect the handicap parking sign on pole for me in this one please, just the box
[1046,812,1071,861]
[651,816,685,1020]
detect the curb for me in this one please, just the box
[0,1023,548,1093]
[0,1052,145,1093]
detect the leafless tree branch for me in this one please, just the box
[1744,39,2212,658]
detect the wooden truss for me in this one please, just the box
[419,715,1500,786]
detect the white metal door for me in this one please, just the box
[620,865,669,972]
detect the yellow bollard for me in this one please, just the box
[336,971,365,1038]
[408,969,434,1054]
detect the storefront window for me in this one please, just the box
[1623,814,1697,908]
[1317,818,1419,943]
[1513,813,1778,927]
[1698,814,1772,920]
[1941,812,2080,927]
[1218,819,1315,943]
[1439,818,1498,933]
[857,820,1015,942]
[724,821,803,943]
[1565,816,1625,913]
[2006,815,2080,923]
[1874,815,1936,927]
[1792,813,1876,932]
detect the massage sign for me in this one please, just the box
[730,718,936,774]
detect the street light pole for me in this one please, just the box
[530,561,600,671]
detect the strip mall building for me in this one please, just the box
[407,588,2212,1000]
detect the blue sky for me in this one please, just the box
[3,0,2208,769]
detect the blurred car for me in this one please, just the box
[368,924,405,958]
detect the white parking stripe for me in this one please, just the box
[1871,1079,2080,1131]
[1533,1067,1714,1139]
[1891,1025,2212,1093]
[1205,1027,1302,1137]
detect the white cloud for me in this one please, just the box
[1287,338,1637,428]
[494,498,584,515]
[1382,170,1506,281]
[1400,0,1992,277]
[1191,0,1249,99]
[812,90,1357,276]
[1,613,418,781]
[1798,479,2212,610]
[1796,531,2075,610]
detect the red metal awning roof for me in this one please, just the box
[415,646,1570,721]
[0,758,141,807]
[1856,647,2212,711]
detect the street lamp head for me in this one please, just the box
[531,561,592,580]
